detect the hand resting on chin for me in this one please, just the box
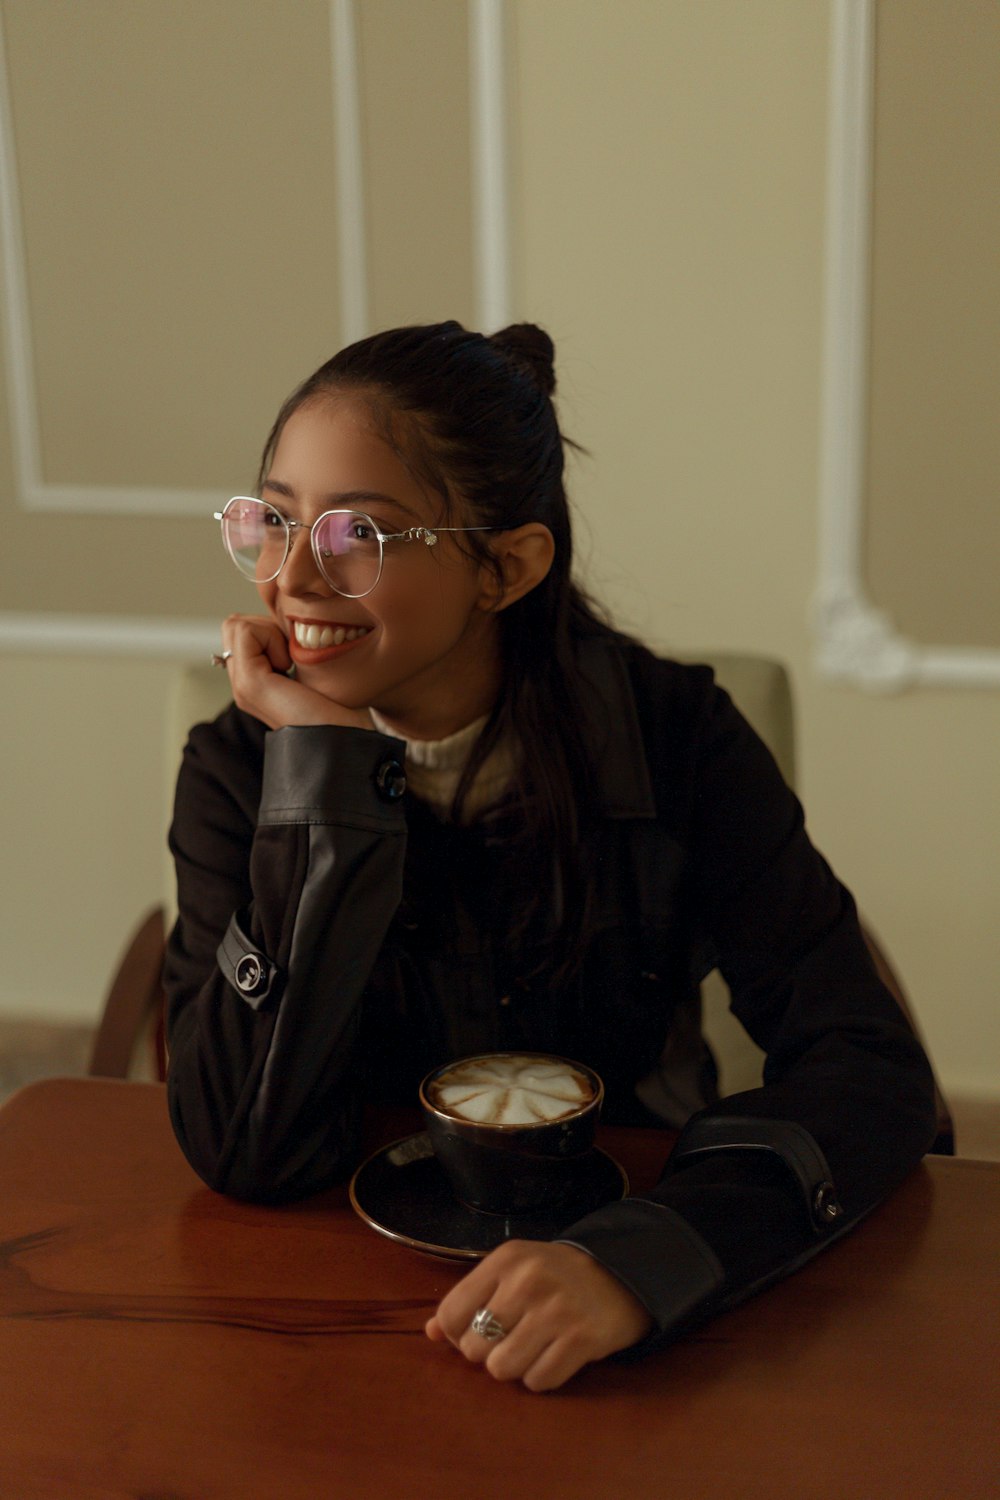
[220,613,374,732]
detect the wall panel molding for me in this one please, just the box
[813,0,1000,690]
[0,0,509,660]
[0,0,366,522]
[0,0,365,658]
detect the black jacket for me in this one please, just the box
[165,639,937,1344]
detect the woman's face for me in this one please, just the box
[256,395,502,738]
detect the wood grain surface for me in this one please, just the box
[0,1078,997,1500]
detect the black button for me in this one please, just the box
[235,953,266,995]
[375,758,406,800]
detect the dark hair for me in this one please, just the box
[258,320,621,985]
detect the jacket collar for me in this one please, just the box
[577,638,657,819]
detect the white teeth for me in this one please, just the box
[294,621,369,649]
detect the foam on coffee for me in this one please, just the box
[427,1054,593,1127]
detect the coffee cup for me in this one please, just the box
[419,1051,604,1216]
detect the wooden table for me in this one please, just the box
[1,1079,997,1500]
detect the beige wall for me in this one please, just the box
[1,1,997,1101]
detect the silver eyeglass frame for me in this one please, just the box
[215,495,499,599]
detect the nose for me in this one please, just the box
[278,522,334,597]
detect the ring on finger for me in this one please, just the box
[470,1306,507,1342]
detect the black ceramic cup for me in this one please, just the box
[419,1052,604,1216]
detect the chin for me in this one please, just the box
[296,662,372,708]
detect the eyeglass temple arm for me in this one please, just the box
[385,524,501,547]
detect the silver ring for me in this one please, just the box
[470,1306,506,1342]
[210,650,233,668]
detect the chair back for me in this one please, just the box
[685,652,794,1097]
[88,907,167,1082]
[163,668,234,924]
[162,658,783,1094]
[159,655,952,1147]
[679,652,952,1149]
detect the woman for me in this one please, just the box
[165,321,936,1392]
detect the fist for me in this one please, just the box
[425,1239,653,1392]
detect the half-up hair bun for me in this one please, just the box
[490,323,557,397]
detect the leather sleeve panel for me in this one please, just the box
[165,716,407,1202]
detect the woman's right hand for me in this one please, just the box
[220,614,373,732]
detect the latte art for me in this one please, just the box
[420,1052,605,1214]
[428,1055,594,1127]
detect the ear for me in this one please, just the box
[479,523,555,612]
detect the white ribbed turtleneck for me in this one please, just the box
[369,710,514,821]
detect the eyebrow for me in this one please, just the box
[262,478,421,522]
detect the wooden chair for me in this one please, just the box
[88,906,167,1082]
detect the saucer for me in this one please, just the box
[349,1132,629,1262]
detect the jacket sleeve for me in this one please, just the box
[558,673,939,1345]
[165,712,407,1202]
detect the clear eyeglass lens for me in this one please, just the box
[222,498,289,582]
[312,511,383,597]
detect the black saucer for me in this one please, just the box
[349,1132,629,1262]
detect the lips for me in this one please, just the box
[288,617,373,664]
[293,620,370,649]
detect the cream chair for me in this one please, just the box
[162,667,235,927]
[681,652,952,1151]
[684,653,794,1098]
[157,653,787,1098]
[102,654,953,1151]
[90,668,232,1082]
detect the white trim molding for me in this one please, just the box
[469,0,511,332]
[0,612,220,660]
[330,0,369,345]
[0,1,366,521]
[814,0,1000,691]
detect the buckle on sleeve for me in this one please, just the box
[668,1115,844,1234]
[217,912,279,1010]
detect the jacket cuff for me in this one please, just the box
[259,725,408,829]
[556,1197,724,1342]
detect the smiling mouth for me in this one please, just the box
[292,621,372,649]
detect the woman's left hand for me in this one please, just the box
[425,1239,653,1392]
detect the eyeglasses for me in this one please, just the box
[215,496,498,599]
